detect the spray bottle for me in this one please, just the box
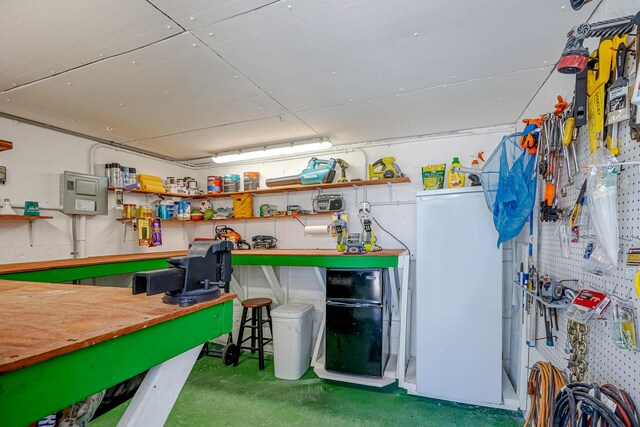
[468,152,485,187]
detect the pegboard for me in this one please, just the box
[534,48,640,405]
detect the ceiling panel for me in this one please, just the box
[299,66,553,144]
[149,0,278,29]
[196,0,596,111]
[122,113,317,160]
[0,33,287,143]
[0,0,180,91]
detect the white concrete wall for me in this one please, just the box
[0,115,515,357]
[197,125,514,355]
[0,116,194,263]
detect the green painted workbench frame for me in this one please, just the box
[0,254,398,283]
[1,300,233,427]
[0,251,402,426]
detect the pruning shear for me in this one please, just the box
[520,116,545,154]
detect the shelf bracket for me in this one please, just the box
[28,219,36,247]
[387,182,393,202]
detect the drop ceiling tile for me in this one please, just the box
[196,0,595,111]
[122,114,317,160]
[299,66,553,145]
[0,33,286,143]
[0,0,180,91]
[149,0,278,29]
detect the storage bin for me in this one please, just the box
[271,303,314,380]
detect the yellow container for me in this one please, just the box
[448,157,466,188]
[138,205,153,218]
[123,204,137,219]
[232,193,253,218]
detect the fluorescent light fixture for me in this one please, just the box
[212,138,332,164]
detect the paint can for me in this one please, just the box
[174,201,191,220]
[207,176,223,194]
[157,201,174,219]
[243,172,260,191]
[223,174,240,193]
[123,204,137,219]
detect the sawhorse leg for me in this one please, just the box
[117,345,202,427]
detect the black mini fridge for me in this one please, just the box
[325,268,390,378]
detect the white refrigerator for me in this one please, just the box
[415,187,503,406]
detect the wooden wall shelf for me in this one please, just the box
[0,215,53,247]
[110,177,411,200]
[116,213,332,224]
[0,215,53,221]
[0,140,12,151]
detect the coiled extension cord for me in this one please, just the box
[553,383,639,427]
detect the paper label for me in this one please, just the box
[589,389,617,413]
[75,199,96,212]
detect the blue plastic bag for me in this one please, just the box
[493,139,537,247]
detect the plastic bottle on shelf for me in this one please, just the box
[105,163,112,187]
[468,152,485,187]
[448,157,465,188]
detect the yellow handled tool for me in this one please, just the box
[587,39,614,153]
[563,118,575,147]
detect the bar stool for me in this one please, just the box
[234,297,273,370]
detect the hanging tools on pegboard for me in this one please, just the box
[538,96,574,222]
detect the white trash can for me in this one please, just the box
[271,303,314,380]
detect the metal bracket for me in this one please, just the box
[28,219,36,247]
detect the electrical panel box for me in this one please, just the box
[61,171,108,215]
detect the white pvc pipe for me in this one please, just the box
[77,215,87,258]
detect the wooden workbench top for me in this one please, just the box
[0,249,406,274]
[0,251,188,274]
[0,280,236,373]
[232,249,406,257]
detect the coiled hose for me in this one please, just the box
[525,362,567,427]
[553,383,639,427]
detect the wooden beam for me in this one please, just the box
[0,140,12,151]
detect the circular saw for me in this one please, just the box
[368,157,405,179]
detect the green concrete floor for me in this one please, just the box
[90,353,523,427]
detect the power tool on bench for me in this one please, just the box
[215,225,251,249]
[265,157,337,187]
[368,157,405,179]
[330,202,380,254]
[251,235,278,249]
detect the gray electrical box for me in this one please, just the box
[61,171,108,215]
